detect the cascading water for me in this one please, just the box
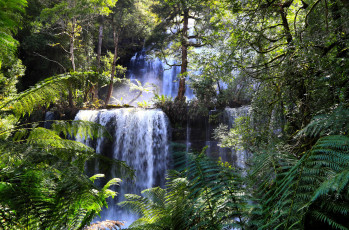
[74,108,170,227]
[126,49,194,100]
[223,106,251,169]
[44,111,56,129]
[71,103,250,227]
[184,106,251,168]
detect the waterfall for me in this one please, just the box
[127,49,194,101]
[74,108,170,226]
[44,111,56,129]
[183,106,251,168]
[223,106,251,169]
[72,106,250,226]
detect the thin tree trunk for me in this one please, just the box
[128,91,143,105]
[279,6,293,44]
[70,18,76,72]
[68,17,76,107]
[97,16,104,70]
[176,8,189,102]
[104,26,119,105]
[93,16,104,102]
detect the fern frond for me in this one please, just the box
[122,152,248,229]
[297,106,349,137]
[254,135,349,229]
[312,169,349,201]
[119,194,148,215]
[0,74,71,116]
[27,127,93,150]
[0,72,99,117]
[311,210,348,230]
[5,119,111,145]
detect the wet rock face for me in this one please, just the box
[173,106,251,168]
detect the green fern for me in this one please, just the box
[0,72,131,229]
[297,106,349,137]
[252,135,349,229]
[0,0,27,62]
[0,139,123,229]
[120,152,248,230]
[0,72,100,117]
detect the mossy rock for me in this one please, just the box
[105,104,134,109]
[106,104,121,109]
[122,104,133,108]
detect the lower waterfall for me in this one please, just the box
[73,106,250,227]
[74,108,170,226]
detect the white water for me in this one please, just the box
[126,50,194,101]
[73,106,250,227]
[223,106,251,169]
[44,111,56,129]
[75,108,170,227]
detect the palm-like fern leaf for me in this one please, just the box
[121,152,248,230]
[297,106,349,137]
[1,74,72,116]
[0,72,100,117]
[0,72,131,229]
[254,135,349,229]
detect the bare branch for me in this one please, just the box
[33,52,66,72]
[249,42,288,54]
[188,42,205,47]
[305,0,322,28]
[160,48,181,70]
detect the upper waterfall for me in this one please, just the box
[126,49,194,100]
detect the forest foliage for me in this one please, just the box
[0,0,348,229]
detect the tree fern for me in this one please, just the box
[0,72,100,117]
[121,152,248,230]
[252,135,349,229]
[0,73,131,229]
[0,139,122,229]
[297,106,349,137]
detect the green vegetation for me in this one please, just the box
[0,0,348,229]
[0,73,134,229]
[120,150,247,229]
[127,0,349,229]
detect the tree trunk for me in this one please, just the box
[176,8,189,102]
[70,18,76,72]
[279,6,293,44]
[68,17,76,107]
[93,15,104,102]
[128,91,143,105]
[97,16,104,70]
[104,26,119,105]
